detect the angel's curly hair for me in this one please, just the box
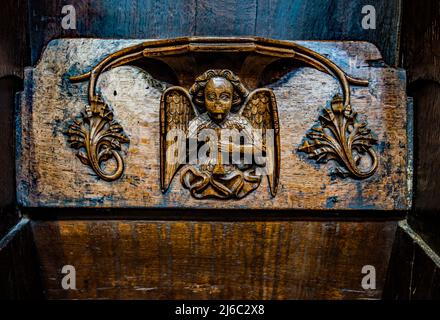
[189,69,249,112]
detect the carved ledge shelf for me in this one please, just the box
[16,37,411,210]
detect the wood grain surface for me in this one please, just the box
[0,0,29,79]
[27,0,401,66]
[1,0,429,302]
[400,0,440,254]
[384,221,440,300]
[32,219,397,300]
[0,78,21,237]
[0,0,30,236]
[16,39,410,210]
[0,219,43,299]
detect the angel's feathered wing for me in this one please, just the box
[240,88,280,197]
[160,86,197,192]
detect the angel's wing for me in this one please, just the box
[240,88,280,197]
[160,86,198,193]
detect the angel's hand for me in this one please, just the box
[219,141,235,154]
[220,142,258,156]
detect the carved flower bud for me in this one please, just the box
[330,94,344,114]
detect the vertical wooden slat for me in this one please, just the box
[0,0,30,236]
[0,219,43,299]
[0,0,29,78]
[383,0,440,299]
[384,222,440,299]
[0,78,20,237]
[400,0,440,253]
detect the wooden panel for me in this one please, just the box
[400,0,440,85]
[27,0,401,66]
[401,2,440,218]
[16,39,410,210]
[409,83,440,217]
[27,0,197,64]
[0,0,29,79]
[0,78,20,236]
[195,0,257,36]
[32,219,397,299]
[384,221,440,300]
[254,0,402,66]
[0,219,43,299]
[0,0,29,236]
[399,0,440,254]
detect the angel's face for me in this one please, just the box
[204,77,233,123]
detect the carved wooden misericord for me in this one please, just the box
[17,37,410,209]
[64,37,378,200]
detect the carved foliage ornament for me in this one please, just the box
[65,37,378,198]
[298,95,378,179]
[65,97,130,181]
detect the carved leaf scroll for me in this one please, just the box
[66,97,130,181]
[299,94,378,179]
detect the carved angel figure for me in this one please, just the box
[160,69,280,199]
